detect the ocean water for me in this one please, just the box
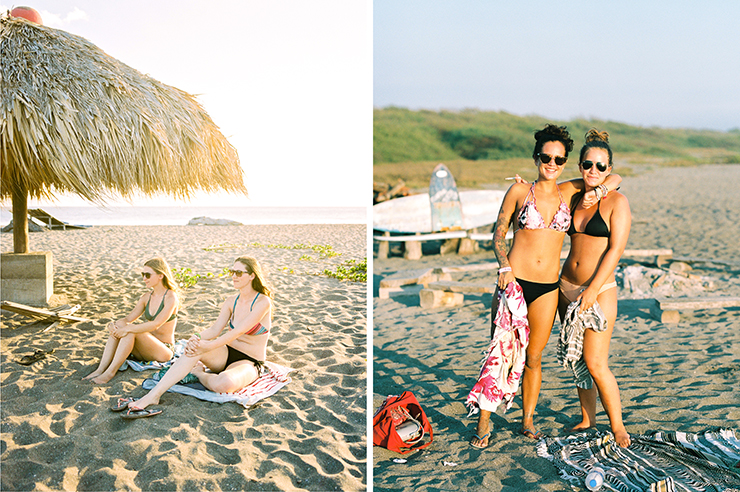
[0,206,366,226]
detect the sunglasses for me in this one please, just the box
[229,269,250,277]
[538,153,567,166]
[581,160,608,172]
[141,272,152,279]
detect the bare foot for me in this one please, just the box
[614,429,631,447]
[191,361,207,377]
[91,372,115,384]
[130,394,160,410]
[470,431,490,449]
[83,370,103,381]
[521,426,544,440]
[470,422,490,449]
[566,421,596,433]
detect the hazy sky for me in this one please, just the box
[2,0,371,207]
[374,1,740,131]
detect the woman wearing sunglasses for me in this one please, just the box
[116,256,272,418]
[84,257,179,384]
[470,124,622,448]
[558,130,631,447]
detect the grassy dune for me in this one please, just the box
[374,107,740,189]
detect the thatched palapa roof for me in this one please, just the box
[0,15,247,202]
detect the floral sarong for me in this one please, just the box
[466,281,529,416]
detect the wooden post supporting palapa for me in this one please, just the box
[12,184,29,254]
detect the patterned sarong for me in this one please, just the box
[537,428,740,491]
[557,299,608,389]
[466,281,529,416]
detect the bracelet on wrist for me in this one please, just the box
[498,266,512,273]
[599,184,609,198]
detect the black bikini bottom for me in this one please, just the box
[225,345,265,375]
[516,277,559,306]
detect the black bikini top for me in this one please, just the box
[568,200,610,238]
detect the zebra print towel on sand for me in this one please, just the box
[536,428,740,491]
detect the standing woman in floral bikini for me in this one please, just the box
[470,125,622,448]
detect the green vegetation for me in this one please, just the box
[322,258,367,283]
[245,242,341,258]
[374,107,740,188]
[172,267,220,288]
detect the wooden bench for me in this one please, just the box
[650,296,740,323]
[374,230,468,260]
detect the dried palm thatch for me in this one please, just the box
[1,15,247,252]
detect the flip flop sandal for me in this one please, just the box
[17,349,54,366]
[521,428,543,440]
[469,432,490,449]
[121,407,163,419]
[110,397,136,412]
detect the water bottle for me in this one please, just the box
[585,466,605,491]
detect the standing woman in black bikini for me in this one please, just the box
[118,256,272,418]
[558,130,632,447]
[470,125,622,448]
[84,257,179,384]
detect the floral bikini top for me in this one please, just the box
[228,292,269,336]
[516,182,571,233]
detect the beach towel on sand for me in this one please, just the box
[142,360,293,409]
[466,281,529,416]
[537,428,740,491]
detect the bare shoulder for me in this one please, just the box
[255,293,272,309]
[506,182,530,200]
[610,191,630,208]
[223,293,239,309]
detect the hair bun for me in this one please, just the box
[585,129,609,143]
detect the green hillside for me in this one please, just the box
[374,107,740,189]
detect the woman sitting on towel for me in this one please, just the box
[117,256,272,418]
[558,130,631,447]
[84,257,179,384]
[470,124,623,448]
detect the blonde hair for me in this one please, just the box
[144,257,178,293]
[579,128,613,167]
[234,256,273,299]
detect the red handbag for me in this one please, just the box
[373,391,434,454]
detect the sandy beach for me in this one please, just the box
[373,164,740,491]
[1,223,367,491]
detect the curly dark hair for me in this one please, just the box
[532,124,574,160]
[579,129,613,167]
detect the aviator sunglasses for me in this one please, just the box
[537,153,567,166]
[581,160,609,172]
[229,269,250,277]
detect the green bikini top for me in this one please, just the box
[144,289,177,322]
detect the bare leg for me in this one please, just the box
[83,334,120,380]
[470,409,491,447]
[191,359,259,393]
[568,387,598,431]
[521,289,559,438]
[91,334,136,384]
[131,345,228,410]
[583,288,630,447]
[558,290,598,432]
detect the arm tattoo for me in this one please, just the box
[493,209,511,267]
